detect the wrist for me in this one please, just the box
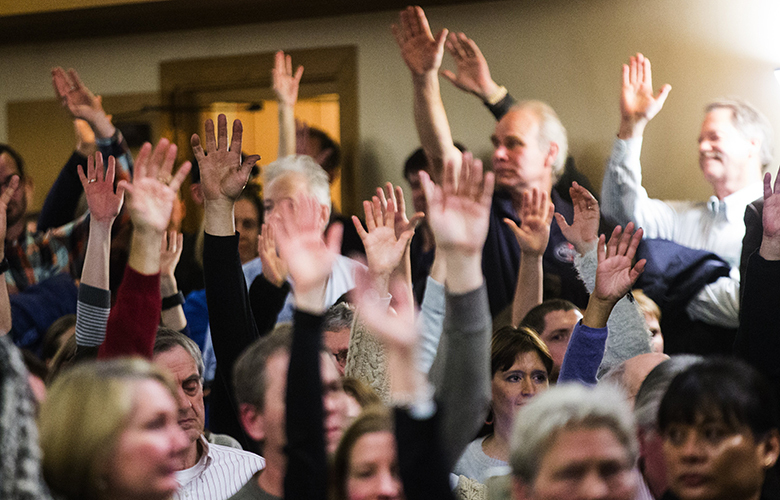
[760,237,780,261]
[203,200,236,237]
[482,82,505,104]
[443,250,483,294]
[574,239,598,256]
[617,118,647,140]
[582,295,616,329]
[160,274,178,296]
[91,115,116,139]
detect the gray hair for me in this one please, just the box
[263,155,332,216]
[153,327,205,380]
[233,325,292,411]
[322,302,355,333]
[706,98,774,167]
[510,383,638,484]
[633,354,702,431]
[512,101,569,183]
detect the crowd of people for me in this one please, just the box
[2,6,780,500]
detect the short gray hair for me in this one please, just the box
[633,354,702,430]
[233,325,292,411]
[706,98,774,167]
[512,101,568,183]
[322,302,355,333]
[263,155,332,216]
[510,383,638,484]
[153,327,204,380]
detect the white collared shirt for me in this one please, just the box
[174,435,265,500]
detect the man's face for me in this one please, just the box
[0,152,27,231]
[324,327,351,376]
[698,108,756,193]
[514,427,636,500]
[405,170,427,214]
[492,109,553,195]
[153,346,205,446]
[235,198,261,264]
[537,309,582,380]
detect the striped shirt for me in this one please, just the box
[174,435,265,500]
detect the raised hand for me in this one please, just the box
[354,267,418,352]
[392,6,448,76]
[191,114,260,204]
[78,152,124,224]
[118,139,191,235]
[760,172,780,260]
[375,182,424,241]
[271,194,342,308]
[420,151,494,256]
[440,32,499,101]
[354,194,415,285]
[258,222,289,287]
[273,50,304,108]
[0,176,20,258]
[52,67,114,138]
[618,53,671,138]
[555,181,600,255]
[160,230,184,278]
[504,188,554,256]
[594,222,645,303]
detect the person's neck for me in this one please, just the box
[257,451,286,497]
[177,438,202,470]
[5,219,25,243]
[712,168,761,201]
[483,424,512,463]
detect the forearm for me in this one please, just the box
[277,103,296,158]
[80,219,113,289]
[442,250,482,294]
[511,253,542,326]
[76,283,110,347]
[248,274,291,336]
[415,276,445,375]
[412,73,461,180]
[160,274,187,331]
[738,253,780,379]
[127,228,162,276]
[37,151,87,231]
[685,273,739,329]
[0,269,10,334]
[558,321,608,386]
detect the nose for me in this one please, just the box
[493,144,508,164]
[175,387,192,414]
[376,470,402,499]
[677,431,706,463]
[521,377,537,397]
[699,139,712,154]
[578,470,610,500]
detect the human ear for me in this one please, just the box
[758,429,780,469]
[544,142,560,170]
[239,403,265,442]
[511,475,533,500]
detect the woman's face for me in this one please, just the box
[347,431,403,500]
[491,350,549,431]
[663,414,777,500]
[104,379,189,500]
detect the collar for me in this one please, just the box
[175,435,212,485]
[706,181,762,222]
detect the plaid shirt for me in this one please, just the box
[5,213,88,292]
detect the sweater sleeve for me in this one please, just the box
[558,321,608,386]
[98,266,160,359]
[76,283,111,347]
[248,274,291,336]
[284,310,327,500]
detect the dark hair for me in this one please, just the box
[0,144,25,179]
[402,143,467,180]
[491,326,553,377]
[658,357,779,439]
[634,355,702,430]
[520,299,579,333]
[308,127,341,177]
[233,326,292,410]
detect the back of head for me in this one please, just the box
[492,325,554,377]
[706,98,774,167]
[153,327,204,380]
[658,357,779,439]
[634,354,702,431]
[307,127,341,178]
[233,325,293,410]
[520,299,579,333]
[263,155,332,215]
[0,143,26,179]
[511,101,568,183]
[510,383,638,484]
[39,358,175,500]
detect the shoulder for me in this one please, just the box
[208,442,266,470]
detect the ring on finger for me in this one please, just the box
[88,178,98,184]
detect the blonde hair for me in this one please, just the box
[38,358,176,500]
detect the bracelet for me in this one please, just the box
[161,291,185,310]
[485,85,508,106]
[0,258,9,275]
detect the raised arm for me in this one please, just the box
[505,188,554,326]
[616,53,671,140]
[273,51,304,159]
[100,139,190,358]
[393,6,461,180]
[0,176,19,334]
[159,230,187,332]
[75,153,124,349]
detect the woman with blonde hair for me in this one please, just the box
[38,358,188,500]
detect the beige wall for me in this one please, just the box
[2,0,780,212]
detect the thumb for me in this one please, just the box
[655,84,672,107]
[435,28,448,52]
[440,69,457,85]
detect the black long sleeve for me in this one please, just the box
[249,274,291,336]
[284,310,327,500]
[37,151,87,232]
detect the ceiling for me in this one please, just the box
[0,0,487,46]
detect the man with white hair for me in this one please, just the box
[510,383,639,500]
[603,53,773,328]
[244,155,363,323]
